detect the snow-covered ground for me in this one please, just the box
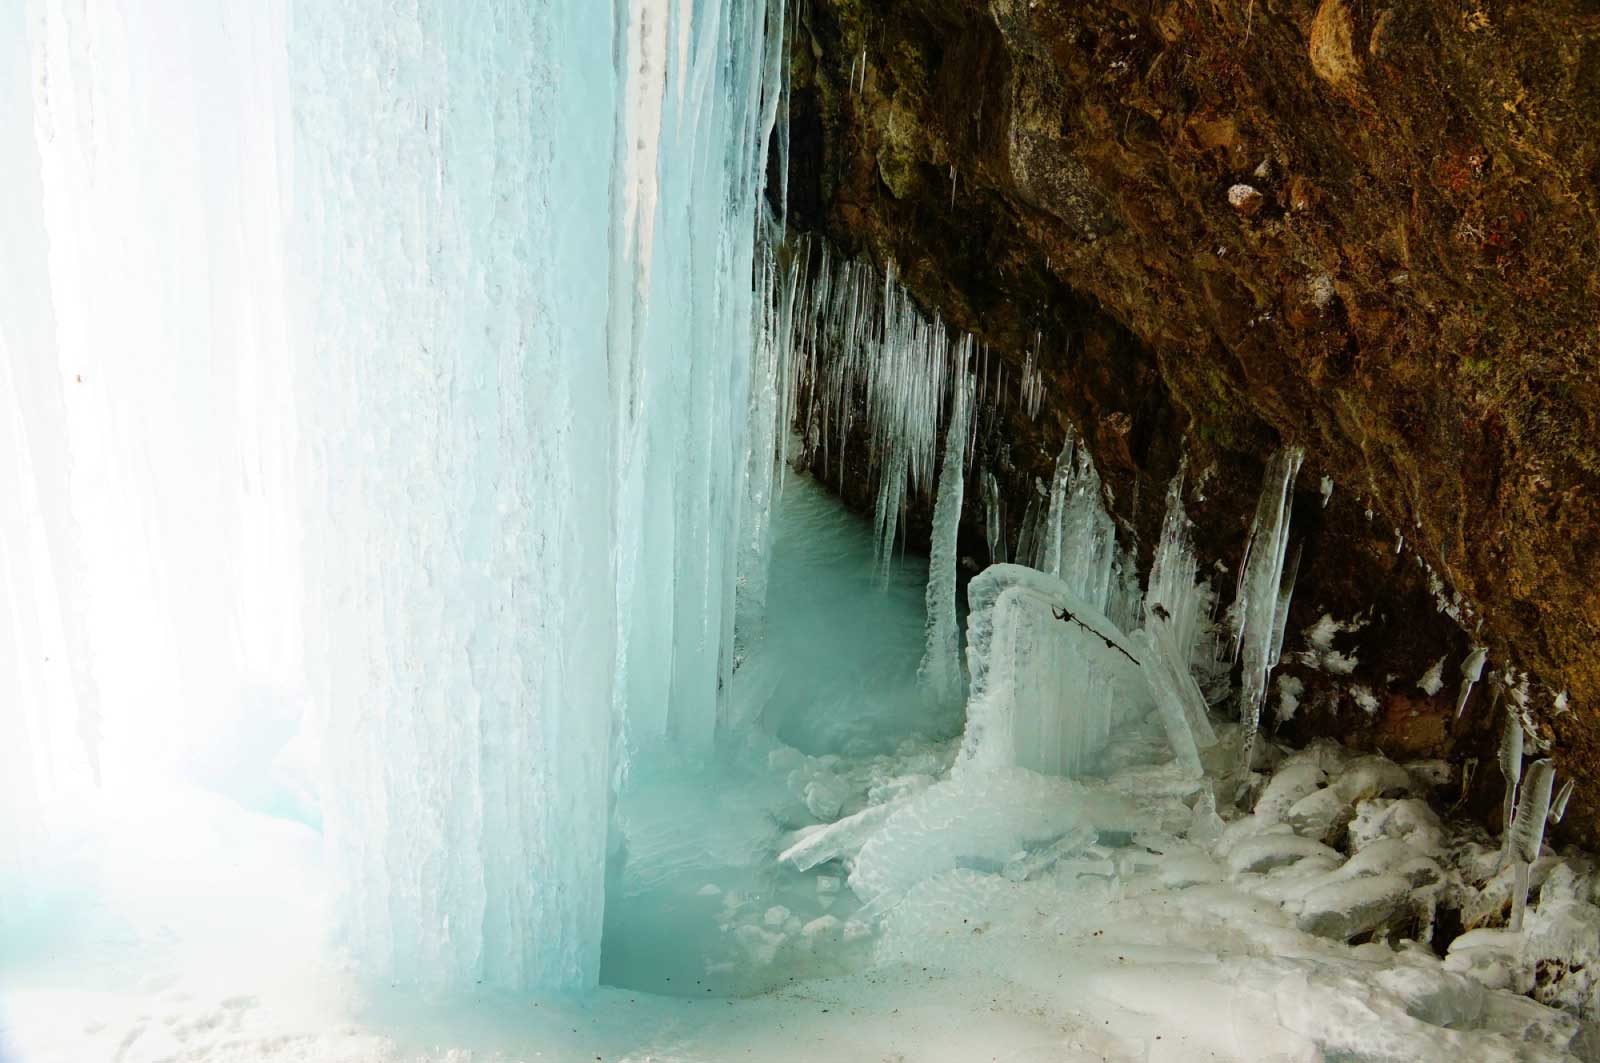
[6,477,1599,1062]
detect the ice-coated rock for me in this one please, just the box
[1226,832,1342,875]
[1330,756,1415,804]
[1255,761,1328,824]
[1297,872,1413,941]
[1286,787,1352,845]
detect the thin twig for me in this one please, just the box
[1051,606,1139,666]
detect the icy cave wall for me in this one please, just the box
[783,0,1600,840]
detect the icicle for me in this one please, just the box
[982,470,1007,564]
[1015,482,1048,570]
[1456,644,1488,718]
[1320,475,1333,507]
[1268,542,1303,671]
[1549,776,1575,825]
[1228,446,1304,775]
[1041,434,1077,580]
[1019,333,1045,420]
[919,353,973,703]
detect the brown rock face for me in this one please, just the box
[782,0,1600,840]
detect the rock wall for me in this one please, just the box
[782,0,1600,840]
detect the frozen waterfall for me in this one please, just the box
[3,0,784,991]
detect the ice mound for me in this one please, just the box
[957,564,1153,779]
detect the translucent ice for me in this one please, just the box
[957,565,1152,779]
[918,346,974,704]
[1228,446,1304,774]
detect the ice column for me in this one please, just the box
[0,0,103,873]
[5,0,783,990]
[295,0,784,990]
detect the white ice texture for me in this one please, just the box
[957,565,1153,778]
[4,0,787,992]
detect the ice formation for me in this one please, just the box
[1040,428,1119,604]
[957,565,1152,778]
[6,0,786,992]
[917,343,974,704]
[981,469,1008,564]
[1550,777,1576,825]
[1418,655,1448,696]
[1228,446,1305,773]
[1457,644,1490,718]
[1495,710,1525,875]
[1507,758,1555,932]
[1131,464,1219,776]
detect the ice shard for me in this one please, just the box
[1228,446,1305,774]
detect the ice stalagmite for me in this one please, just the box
[1507,757,1555,931]
[919,343,974,704]
[1229,446,1305,774]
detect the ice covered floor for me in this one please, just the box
[5,478,1597,1062]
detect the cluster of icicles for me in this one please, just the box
[753,233,1311,782]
